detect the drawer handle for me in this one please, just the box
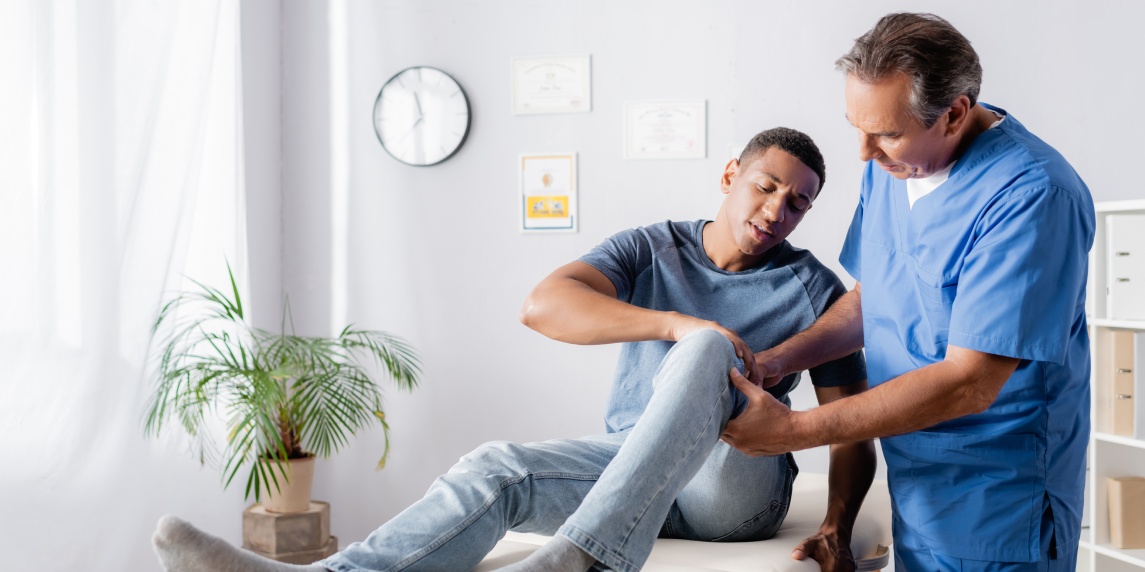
[1116,394,1133,399]
[1115,278,1131,283]
[1118,369,1133,374]
[1115,251,1131,256]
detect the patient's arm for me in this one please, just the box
[519,261,758,379]
[791,381,876,571]
[753,285,864,389]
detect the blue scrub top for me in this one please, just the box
[839,104,1095,562]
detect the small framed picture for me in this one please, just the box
[519,153,577,233]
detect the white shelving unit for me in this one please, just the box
[1080,199,1145,571]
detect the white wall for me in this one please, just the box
[246,0,1145,549]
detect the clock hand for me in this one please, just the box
[393,116,424,146]
[413,92,424,118]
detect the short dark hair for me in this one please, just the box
[738,127,826,192]
[835,12,982,128]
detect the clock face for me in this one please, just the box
[373,66,471,166]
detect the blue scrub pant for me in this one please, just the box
[893,505,1075,571]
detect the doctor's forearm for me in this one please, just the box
[797,349,1018,446]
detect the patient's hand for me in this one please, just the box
[669,317,758,382]
[792,529,856,572]
[749,348,786,388]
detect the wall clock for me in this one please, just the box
[372,66,471,166]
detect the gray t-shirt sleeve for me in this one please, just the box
[793,259,867,388]
[578,227,655,303]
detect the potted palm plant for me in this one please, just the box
[143,263,421,513]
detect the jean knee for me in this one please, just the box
[676,329,739,370]
[438,441,538,512]
[677,328,734,355]
[453,440,529,476]
[656,329,740,390]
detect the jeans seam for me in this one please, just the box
[387,471,600,571]
[709,500,784,542]
[615,382,731,552]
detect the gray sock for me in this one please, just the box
[494,535,596,572]
[152,515,329,572]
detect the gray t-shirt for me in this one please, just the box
[580,220,866,433]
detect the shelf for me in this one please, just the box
[1095,200,1145,214]
[1095,432,1145,450]
[1086,201,1145,571]
[1089,542,1145,567]
[1091,318,1145,331]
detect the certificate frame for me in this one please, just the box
[519,153,578,233]
[511,55,592,115]
[623,99,707,160]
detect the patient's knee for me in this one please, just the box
[452,440,530,476]
[675,328,736,364]
[652,329,739,393]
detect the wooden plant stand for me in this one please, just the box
[243,501,338,564]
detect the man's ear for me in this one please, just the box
[943,95,973,136]
[720,158,740,195]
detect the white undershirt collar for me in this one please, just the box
[905,108,1006,209]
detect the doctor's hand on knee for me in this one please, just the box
[721,368,805,456]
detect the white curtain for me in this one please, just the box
[0,1,249,569]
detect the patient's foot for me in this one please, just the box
[494,535,596,572]
[152,515,328,572]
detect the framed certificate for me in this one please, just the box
[519,153,577,232]
[624,100,707,159]
[511,56,591,115]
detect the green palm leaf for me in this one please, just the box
[142,262,421,502]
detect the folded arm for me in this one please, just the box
[520,261,759,377]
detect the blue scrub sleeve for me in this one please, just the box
[839,202,863,283]
[947,185,1092,365]
[838,168,870,282]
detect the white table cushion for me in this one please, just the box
[475,473,892,571]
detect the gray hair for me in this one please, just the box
[835,13,982,127]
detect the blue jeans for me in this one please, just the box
[321,329,796,572]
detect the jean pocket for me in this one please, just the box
[707,499,789,542]
[709,455,797,543]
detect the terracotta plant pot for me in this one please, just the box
[260,456,315,513]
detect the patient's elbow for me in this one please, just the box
[519,303,534,328]
[519,294,545,331]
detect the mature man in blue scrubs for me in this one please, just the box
[722,13,1095,570]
